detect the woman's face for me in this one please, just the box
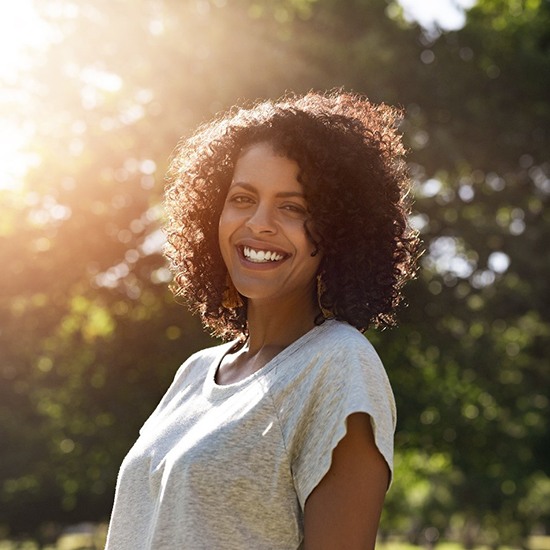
[218,142,321,308]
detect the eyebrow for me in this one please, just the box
[230,182,305,199]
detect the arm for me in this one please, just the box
[303,412,390,550]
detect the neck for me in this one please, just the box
[245,296,320,354]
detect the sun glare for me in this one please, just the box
[0,122,41,192]
[0,1,53,192]
[0,1,53,78]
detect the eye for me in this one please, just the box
[228,194,254,206]
[281,203,307,216]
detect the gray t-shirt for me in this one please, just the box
[105,319,396,549]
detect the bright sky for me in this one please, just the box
[0,0,477,192]
[397,0,477,32]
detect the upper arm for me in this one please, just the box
[303,412,390,550]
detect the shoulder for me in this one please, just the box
[268,320,392,411]
[188,340,235,362]
[298,320,385,378]
[174,340,235,380]
[138,340,235,435]
[316,320,377,350]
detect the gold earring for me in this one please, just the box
[222,274,244,309]
[317,274,333,319]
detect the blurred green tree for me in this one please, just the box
[376,0,550,545]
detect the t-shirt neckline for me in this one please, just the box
[204,320,335,400]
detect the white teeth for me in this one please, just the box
[243,246,284,263]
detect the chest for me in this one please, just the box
[112,366,306,549]
[129,382,291,497]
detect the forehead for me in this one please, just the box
[231,142,302,192]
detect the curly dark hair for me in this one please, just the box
[164,90,419,341]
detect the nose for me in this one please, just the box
[245,203,277,234]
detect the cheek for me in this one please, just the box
[218,208,233,240]
[293,223,320,257]
[219,204,250,242]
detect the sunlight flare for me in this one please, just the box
[0,1,54,191]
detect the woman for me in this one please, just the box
[106,90,419,549]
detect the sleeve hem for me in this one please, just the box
[294,408,394,510]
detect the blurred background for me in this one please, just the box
[0,0,548,548]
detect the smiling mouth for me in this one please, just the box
[241,246,287,263]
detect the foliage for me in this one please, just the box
[0,0,548,546]
[377,0,550,544]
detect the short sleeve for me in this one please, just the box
[288,334,396,509]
